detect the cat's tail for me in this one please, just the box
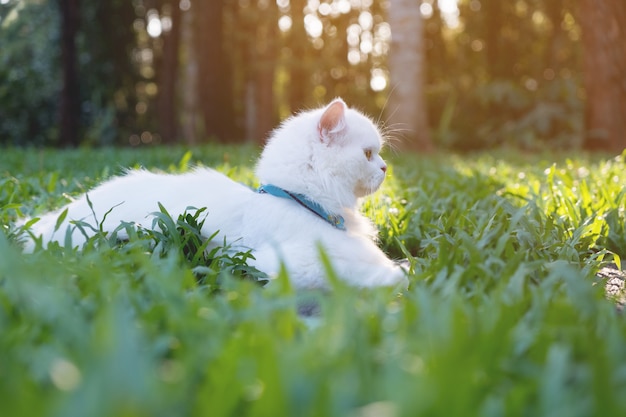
[16,210,88,253]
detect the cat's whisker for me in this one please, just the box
[386,137,404,154]
[379,121,414,153]
[380,123,413,139]
[383,104,401,130]
[376,83,399,127]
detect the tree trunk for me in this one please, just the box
[240,1,278,143]
[196,0,234,142]
[288,0,308,113]
[484,0,505,79]
[157,0,182,144]
[544,0,566,71]
[58,0,80,147]
[180,8,199,145]
[253,2,277,143]
[387,0,434,151]
[580,0,626,152]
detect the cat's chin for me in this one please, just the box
[355,188,377,199]
[356,190,374,199]
[355,181,384,198]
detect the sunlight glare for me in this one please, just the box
[318,3,332,16]
[420,3,433,19]
[360,31,373,54]
[147,18,162,38]
[376,22,391,41]
[278,15,292,32]
[307,0,320,11]
[347,50,360,65]
[161,16,172,32]
[358,11,373,31]
[439,0,460,28]
[146,9,162,38]
[370,69,387,92]
[360,39,373,54]
[304,14,323,38]
[336,0,351,14]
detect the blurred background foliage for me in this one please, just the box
[0,0,623,150]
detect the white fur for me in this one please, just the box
[23,98,408,290]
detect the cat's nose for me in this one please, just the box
[381,164,387,173]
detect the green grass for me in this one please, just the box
[1,145,626,417]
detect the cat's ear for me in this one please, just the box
[318,98,347,143]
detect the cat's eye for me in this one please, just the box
[364,149,373,160]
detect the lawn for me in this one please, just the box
[1,145,626,417]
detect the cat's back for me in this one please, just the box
[112,168,249,202]
[60,168,248,212]
[26,167,255,249]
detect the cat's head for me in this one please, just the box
[256,98,388,211]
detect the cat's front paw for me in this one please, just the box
[392,266,410,291]
[367,263,409,290]
[395,258,410,272]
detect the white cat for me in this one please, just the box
[24,98,408,290]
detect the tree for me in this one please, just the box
[157,0,182,143]
[254,2,278,143]
[386,0,433,151]
[580,0,626,151]
[179,7,200,144]
[57,0,81,147]
[195,0,235,142]
[287,0,308,113]
[79,0,137,145]
[484,0,505,79]
[0,1,60,146]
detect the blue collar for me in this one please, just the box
[258,184,346,231]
